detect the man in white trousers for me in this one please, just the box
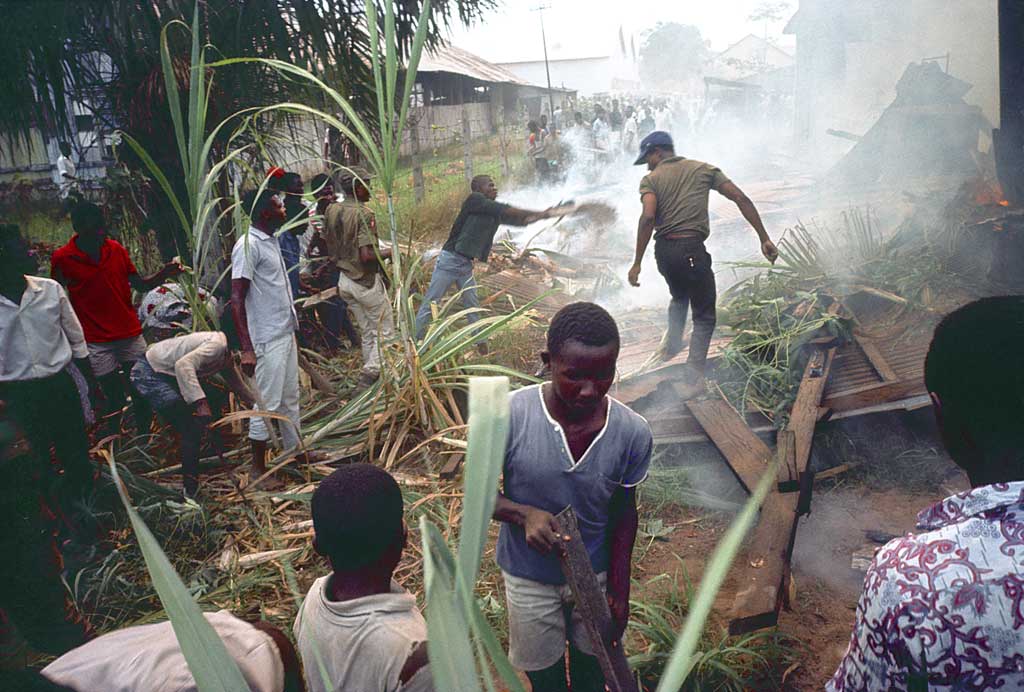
[231,189,305,481]
[322,166,394,389]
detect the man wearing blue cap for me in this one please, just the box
[628,131,778,386]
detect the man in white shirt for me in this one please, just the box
[0,225,94,657]
[231,189,304,481]
[54,141,79,205]
[622,107,639,153]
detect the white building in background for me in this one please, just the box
[709,34,794,81]
[496,55,638,96]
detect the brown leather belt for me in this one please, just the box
[659,230,704,241]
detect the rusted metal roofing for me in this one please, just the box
[418,43,531,86]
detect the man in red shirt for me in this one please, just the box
[51,202,182,428]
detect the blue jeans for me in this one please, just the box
[415,250,481,340]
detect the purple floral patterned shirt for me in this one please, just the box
[828,481,1024,691]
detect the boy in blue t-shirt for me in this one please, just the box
[493,302,653,691]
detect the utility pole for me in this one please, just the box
[533,4,557,131]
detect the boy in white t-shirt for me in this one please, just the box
[294,464,433,692]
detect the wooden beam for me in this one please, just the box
[554,508,639,692]
[687,397,772,494]
[774,430,798,489]
[854,335,898,382]
[729,347,835,634]
[728,488,799,634]
[790,347,836,478]
[821,378,925,413]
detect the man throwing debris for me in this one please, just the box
[628,131,778,391]
[415,175,564,350]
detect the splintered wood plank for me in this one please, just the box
[554,508,639,692]
[687,397,772,494]
[775,430,797,487]
[821,379,926,413]
[790,347,836,477]
[855,335,899,382]
[729,347,835,635]
[728,489,799,634]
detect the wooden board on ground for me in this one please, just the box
[554,507,638,692]
[790,348,836,478]
[686,396,772,494]
[438,452,464,480]
[728,488,799,635]
[854,335,899,382]
[612,363,691,407]
[728,346,835,635]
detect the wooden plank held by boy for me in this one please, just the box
[554,506,640,692]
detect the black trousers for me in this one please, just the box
[654,237,717,371]
[0,371,92,654]
[0,370,93,500]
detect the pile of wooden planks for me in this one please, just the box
[687,345,837,634]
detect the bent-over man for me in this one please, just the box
[131,331,254,499]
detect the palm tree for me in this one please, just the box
[1,0,494,256]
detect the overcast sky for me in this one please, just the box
[445,0,797,64]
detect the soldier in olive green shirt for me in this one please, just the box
[627,131,778,390]
[324,167,394,387]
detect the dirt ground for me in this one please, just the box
[633,410,969,691]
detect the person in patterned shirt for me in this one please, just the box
[829,296,1024,691]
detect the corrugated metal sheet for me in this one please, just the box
[418,43,531,86]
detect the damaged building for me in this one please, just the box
[785,0,999,166]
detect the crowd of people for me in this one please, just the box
[527,96,693,176]
[1,126,1021,691]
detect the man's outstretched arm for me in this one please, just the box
[628,192,658,287]
[500,206,556,227]
[128,261,184,292]
[718,181,778,263]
